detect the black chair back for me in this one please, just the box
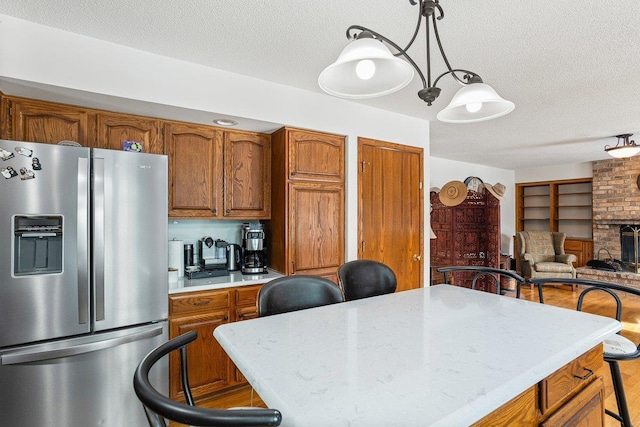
[436,266,526,297]
[133,330,282,427]
[337,260,397,301]
[257,275,344,317]
[528,277,640,305]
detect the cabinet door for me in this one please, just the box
[96,112,162,153]
[564,238,593,268]
[169,310,231,400]
[233,285,262,383]
[289,182,344,276]
[288,129,344,182]
[11,98,89,146]
[165,122,222,217]
[0,94,9,140]
[223,131,271,218]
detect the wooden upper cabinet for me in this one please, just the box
[223,131,271,219]
[287,129,345,182]
[0,93,9,140]
[11,98,89,146]
[96,112,162,154]
[267,127,345,278]
[165,121,223,217]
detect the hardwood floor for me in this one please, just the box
[519,284,640,426]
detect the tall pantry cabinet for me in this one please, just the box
[266,127,345,282]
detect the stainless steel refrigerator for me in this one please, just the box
[0,140,169,426]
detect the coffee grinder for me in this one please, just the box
[241,222,267,274]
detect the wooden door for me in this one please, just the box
[11,98,89,146]
[358,138,424,291]
[96,112,162,153]
[169,310,231,400]
[223,130,271,218]
[289,182,345,278]
[165,122,222,217]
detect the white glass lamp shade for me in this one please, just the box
[436,83,515,123]
[318,38,415,99]
[606,145,640,158]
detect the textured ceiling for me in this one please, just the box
[1,0,640,169]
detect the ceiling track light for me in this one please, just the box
[604,133,640,158]
[318,0,515,123]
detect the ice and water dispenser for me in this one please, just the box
[13,215,63,276]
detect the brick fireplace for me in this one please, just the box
[592,155,640,259]
[577,156,640,288]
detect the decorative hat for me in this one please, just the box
[438,180,468,206]
[429,186,440,193]
[482,182,506,200]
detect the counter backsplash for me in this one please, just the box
[168,219,247,260]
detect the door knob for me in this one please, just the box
[412,254,422,261]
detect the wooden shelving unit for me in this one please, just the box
[517,178,592,238]
[516,178,593,270]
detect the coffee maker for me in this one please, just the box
[241,222,267,274]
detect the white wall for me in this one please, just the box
[0,15,433,280]
[515,162,593,183]
[430,157,516,255]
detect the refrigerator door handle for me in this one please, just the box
[93,157,105,321]
[77,157,89,325]
[0,325,164,365]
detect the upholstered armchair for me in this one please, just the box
[516,231,577,279]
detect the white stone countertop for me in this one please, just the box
[214,284,621,427]
[168,269,284,294]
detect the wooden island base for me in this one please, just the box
[473,344,605,426]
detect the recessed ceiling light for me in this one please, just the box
[213,118,238,126]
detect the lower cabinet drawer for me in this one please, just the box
[169,290,230,315]
[539,344,603,414]
[540,376,604,427]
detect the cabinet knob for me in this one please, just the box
[412,254,422,261]
[226,209,230,214]
[212,208,217,214]
[223,315,229,321]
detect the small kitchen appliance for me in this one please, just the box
[241,222,267,274]
[226,243,242,271]
[191,236,228,278]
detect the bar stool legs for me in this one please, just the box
[606,359,632,427]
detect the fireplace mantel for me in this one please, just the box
[594,220,640,226]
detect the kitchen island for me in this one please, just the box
[215,284,620,426]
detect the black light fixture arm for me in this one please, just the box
[432,69,483,88]
[346,0,484,106]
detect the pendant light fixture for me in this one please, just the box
[604,134,640,158]
[318,0,515,123]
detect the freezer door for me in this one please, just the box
[92,149,168,330]
[0,140,91,348]
[0,322,168,427]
